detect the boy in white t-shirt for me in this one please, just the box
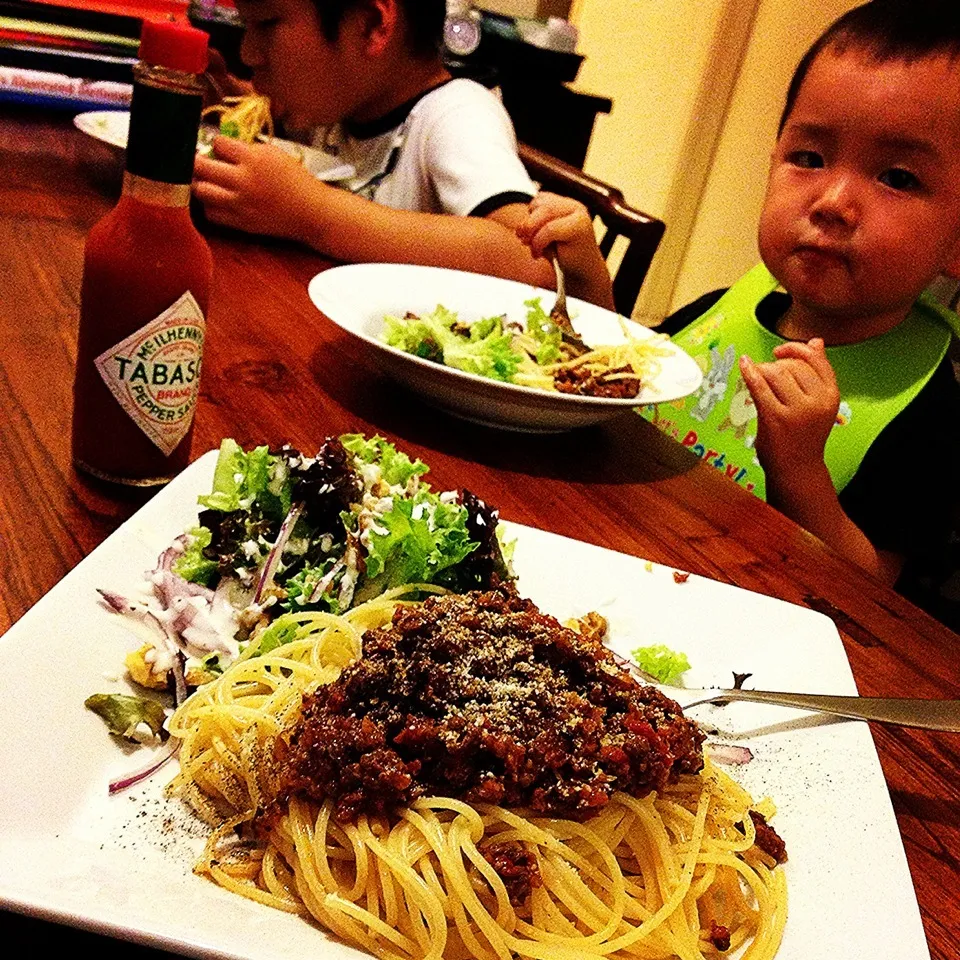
[194,0,552,288]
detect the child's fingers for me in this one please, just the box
[798,337,838,385]
[773,337,833,370]
[739,355,782,413]
[771,341,817,361]
[747,354,823,406]
[193,153,245,190]
[521,201,569,238]
[529,191,581,216]
[770,356,822,397]
[192,179,238,210]
[522,196,585,236]
[210,134,257,163]
[528,212,585,259]
[773,337,827,363]
[523,193,587,233]
[518,192,592,252]
[758,363,806,406]
[772,340,838,392]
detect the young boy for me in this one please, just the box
[193,0,553,288]
[521,1,960,595]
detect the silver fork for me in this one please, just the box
[671,687,960,732]
[618,656,960,732]
[548,248,589,356]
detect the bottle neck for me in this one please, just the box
[121,171,192,207]
[126,61,204,186]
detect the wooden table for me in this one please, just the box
[1,107,958,959]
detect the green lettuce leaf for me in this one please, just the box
[255,617,302,655]
[383,305,522,382]
[283,557,342,612]
[85,693,167,742]
[630,644,692,685]
[340,434,429,488]
[364,492,477,588]
[198,438,289,518]
[524,297,562,365]
[171,526,219,586]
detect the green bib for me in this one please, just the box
[641,264,956,500]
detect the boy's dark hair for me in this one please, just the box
[779,0,960,133]
[310,0,446,58]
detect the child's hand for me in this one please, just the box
[193,137,322,240]
[202,48,254,106]
[739,338,840,482]
[516,192,614,310]
[517,192,593,259]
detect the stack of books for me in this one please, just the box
[0,0,188,110]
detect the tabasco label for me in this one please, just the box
[94,292,205,455]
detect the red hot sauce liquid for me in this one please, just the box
[73,189,212,484]
[72,25,212,486]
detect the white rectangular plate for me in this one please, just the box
[0,451,929,960]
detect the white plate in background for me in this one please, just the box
[308,263,703,432]
[0,449,929,960]
[73,110,355,181]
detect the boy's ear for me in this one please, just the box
[354,0,399,57]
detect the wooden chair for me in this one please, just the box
[518,142,665,317]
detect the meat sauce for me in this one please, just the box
[280,587,705,823]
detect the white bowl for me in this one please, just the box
[73,111,355,181]
[308,263,702,432]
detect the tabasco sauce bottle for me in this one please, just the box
[72,19,213,485]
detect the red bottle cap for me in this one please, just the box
[139,19,209,75]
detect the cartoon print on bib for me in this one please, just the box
[716,373,757,439]
[689,344,736,422]
[643,264,953,500]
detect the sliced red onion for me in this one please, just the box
[152,570,214,608]
[337,565,359,611]
[157,534,189,572]
[97,589,131,613]
[335,532,364,610]
[307,559,344,603]
[112,598,187,701]
[108,740,180,794]
[708,743,754,766]
[608,648,659,685]
[98,591,177,653]
[254,501,304,604]
[169,597,200,637]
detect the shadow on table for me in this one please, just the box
[309,342,701,487]
[0,912,171,959]
[890,788,960,828]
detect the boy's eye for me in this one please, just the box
[785,150,823,169]
[879,168,920,191]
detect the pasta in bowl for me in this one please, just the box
[307,264,704,432]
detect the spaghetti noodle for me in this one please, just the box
[511,321,673,398]
[202,93,274,142]
[168,589,787,960]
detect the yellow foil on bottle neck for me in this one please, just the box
[123,172,191,207]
